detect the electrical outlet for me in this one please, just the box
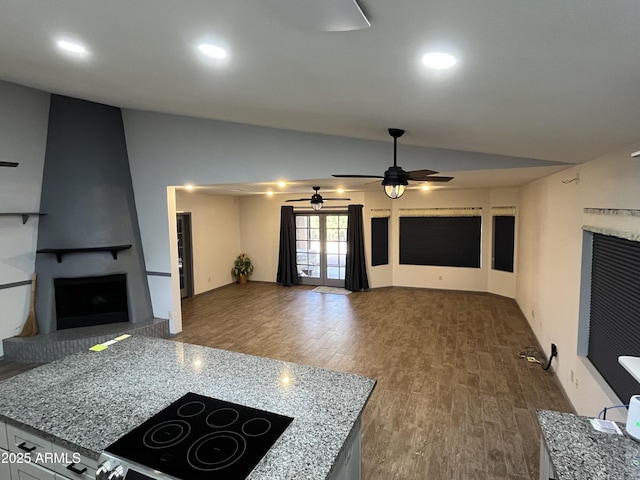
[439,276,443,281]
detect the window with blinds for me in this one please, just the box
[588,233,640,402]
[492,215,515,272]
[371,217,389,266]
[399,216,482,267]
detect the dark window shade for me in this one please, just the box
[399,216,481,267]
[493,216,515,272]
[588,233,640,402]
[371,217,389,266]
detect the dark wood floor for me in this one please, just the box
[175,282,573,480]
[0,359,42,382]
[0,282,573,479]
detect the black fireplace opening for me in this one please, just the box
[55,274,129,330]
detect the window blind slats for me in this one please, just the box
[399,216,481,267]
[588,233,640,402]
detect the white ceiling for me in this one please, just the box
[2,0,638,193]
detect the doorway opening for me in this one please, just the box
[177,213,194,298]
[295,212,348,287]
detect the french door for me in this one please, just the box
[295,213,348,287]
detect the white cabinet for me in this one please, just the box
[539,436,556,480]
[328,417,362,480]
[1,418,11,480]
[4,423,95,480]
[10,461,56,480]
[7,424,52,469]
[0,457,11,480]
[0,419,8,450]
[51,444,96,480]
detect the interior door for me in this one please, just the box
[295,213,348,287]
[177,213,194,298]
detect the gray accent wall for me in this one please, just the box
[35,95,153,334]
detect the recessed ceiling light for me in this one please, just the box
[266,191,274,197]
[198,43,227,59]
[422,52,457,69]
[277,181,287,187]
[421,185,431,191]
[337,188,345,194]
[57,39,88,55]
[185,184,194,190]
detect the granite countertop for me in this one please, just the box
[537,409,640,479]
[0,335,377,479]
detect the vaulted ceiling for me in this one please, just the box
[3,0,638,192]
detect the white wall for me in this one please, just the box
[0,81,49,356]
[380,187,520,294]
[122,108,561,331]
[363,191,393,288]
[517,143,640,420]
[238,193,363,283]
[176,191,241,292]
[488,188,519,298]
[233,186,518,294]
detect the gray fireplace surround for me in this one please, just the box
[3,94,169,362]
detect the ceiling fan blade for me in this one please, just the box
[285,198,312,202]
[332,174,384,178]
[322,197,351,201]
[420,176,454,183]
[405,169,438,180]
[0,161,19,167]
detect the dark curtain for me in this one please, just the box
[276,206,300,286]
[345,204,369,291]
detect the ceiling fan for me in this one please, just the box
[0,161,18,167]
[333,128,454,199]
[286,186,350,211]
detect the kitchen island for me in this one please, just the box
[0,335,376,479]
[537,409,640,479]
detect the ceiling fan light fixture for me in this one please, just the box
[381,165,408,199]
[311,192,323,210]
[384,184,406,199]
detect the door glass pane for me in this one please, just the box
[325,215,348,281]
[296,215,320,279]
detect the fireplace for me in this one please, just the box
[55,274,129,330]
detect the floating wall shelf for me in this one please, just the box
[0,212,46,224]
[37,244,132,263]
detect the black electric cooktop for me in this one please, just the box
[105,392,294,480]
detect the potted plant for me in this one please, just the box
[232,253,254,284]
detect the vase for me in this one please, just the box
[238,274,248,285]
